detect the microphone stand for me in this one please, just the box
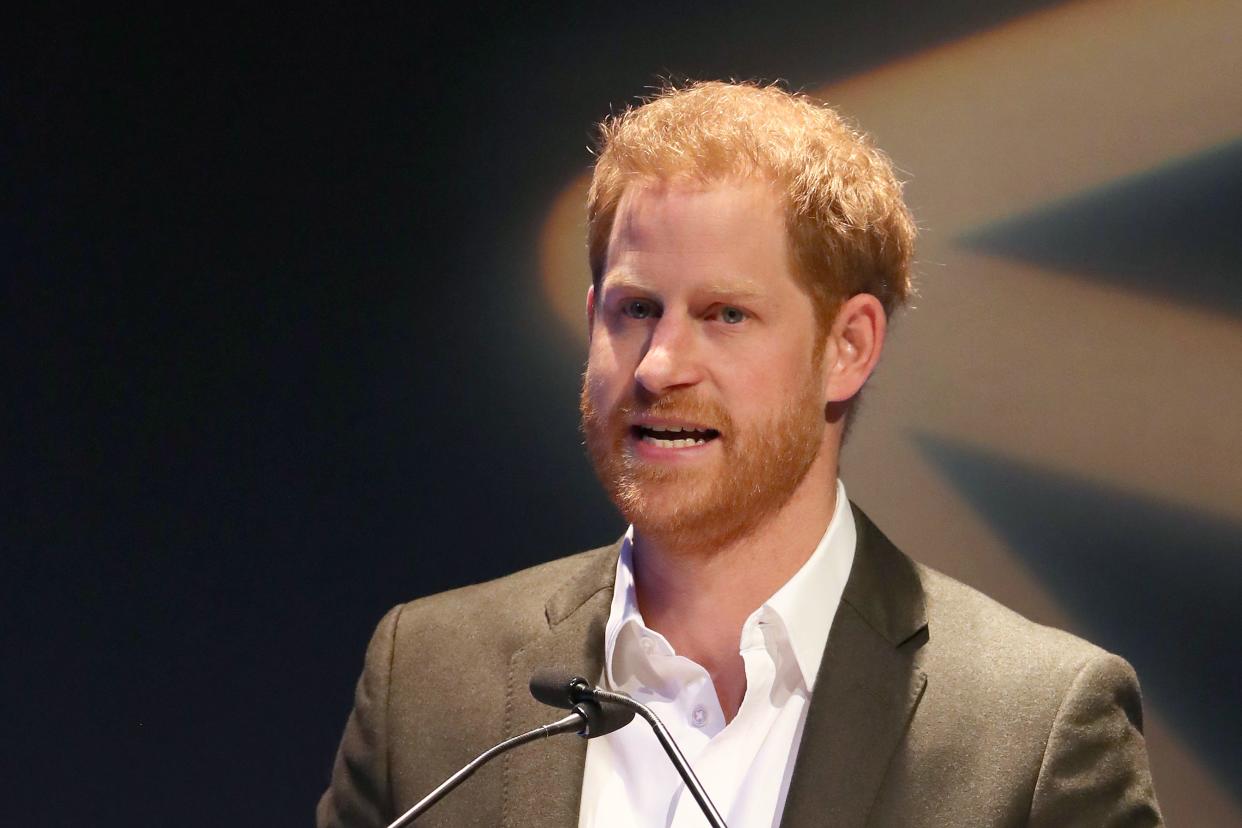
[592,688,728,828]
[386,710,586,828]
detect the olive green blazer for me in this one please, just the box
[318,506,1162,826]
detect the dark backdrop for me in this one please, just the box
[11,2,1218,825]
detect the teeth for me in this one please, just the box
[641,435,707,448]
[649,425,684,433]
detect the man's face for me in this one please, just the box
[580,177,830,550]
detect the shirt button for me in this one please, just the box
[692,706,708,727]
[641,636,655,654]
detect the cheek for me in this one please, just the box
[585,350,625,406]
[587,330,635,381]
[723,347,822,409]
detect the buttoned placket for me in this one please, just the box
[666,609,793,826]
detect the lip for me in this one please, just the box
[629,435,716,462]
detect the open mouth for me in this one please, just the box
[631,424,721,449]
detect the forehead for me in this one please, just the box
[603,176,792,290]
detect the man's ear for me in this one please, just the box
[585,284,596,341]
[822,293,887,403]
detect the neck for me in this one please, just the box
[631,454,839,720]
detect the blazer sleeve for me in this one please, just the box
[317,605,402,828]
[1028,652,1163,827]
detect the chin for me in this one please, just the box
[618,485,747,550]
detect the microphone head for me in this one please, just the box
[573,699,635,738]
[530,669,593,709]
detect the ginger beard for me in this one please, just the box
[579,364,827,553]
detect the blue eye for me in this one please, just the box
[622,299,657,319]
[719,306,746,324]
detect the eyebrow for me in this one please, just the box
[700,284,765,300]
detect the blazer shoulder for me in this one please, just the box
[389,544,619,654]
[863,559,1160,825]
[914,561,1116,691]
[914,566,1160,825]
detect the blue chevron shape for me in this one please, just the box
[958,138,1242,316]
[915,433,1242,797]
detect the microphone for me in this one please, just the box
[385,695,634,828]
[573,696,638,738]
[528,670,729,828]
[530,668,594,708]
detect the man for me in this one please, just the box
[318,82,1162,827]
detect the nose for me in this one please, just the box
[634,315,704,394]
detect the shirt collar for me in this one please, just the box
[602,525,642,692]
[602,480,857,692]
[762,479,856,687]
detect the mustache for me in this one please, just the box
[586,388,733,434]
[579,367,733,437]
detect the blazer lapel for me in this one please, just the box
[501,544,619,828]
[780,505,929,828]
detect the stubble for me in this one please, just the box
[579,371,825,555]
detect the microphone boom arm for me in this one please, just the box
[386,710,586,828]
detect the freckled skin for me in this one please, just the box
[581,177,841,719]
[580,176,830,552]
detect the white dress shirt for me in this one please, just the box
[578,480,857,827]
